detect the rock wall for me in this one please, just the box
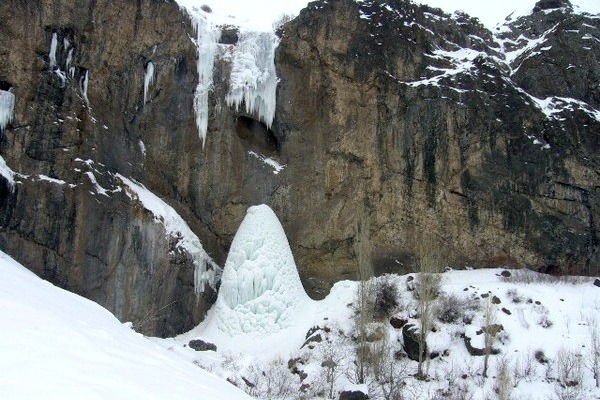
[0,0,598,335]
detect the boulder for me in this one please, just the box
[188,339,217,352]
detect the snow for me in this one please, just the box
[115,174,221,294]
[143,61,155,104]
[0,155,16,190]
[0,89,15,132]
[169,267,600,399]
[0,250,252,400]
[37,174,66,185]
[226,31,279,129]
[185,204,315,353]
[248,151,285,174]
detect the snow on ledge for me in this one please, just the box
[248,151,285,174]
[115,174,221,294]
[0,155,16,191]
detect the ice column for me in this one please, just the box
[49,32,58,70]
[143,61,155,104]
[226,31,279,129]
[193,17,220,148]
[0,89,15,133]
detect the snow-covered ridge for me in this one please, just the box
[116,174,221,294]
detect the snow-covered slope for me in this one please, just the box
[166,268,600,400]
[0,251,251,400]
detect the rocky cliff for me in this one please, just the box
[0,0,598,336]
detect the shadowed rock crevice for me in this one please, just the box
[234,115,280,158]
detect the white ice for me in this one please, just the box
[226,31,279,129]
[49,32,58,70]
[0,250,251,400]
[188,205,315,353]
[79,70,90,106]
[143,61,155,104]
[191,16,220,147]
[0,89,15,132]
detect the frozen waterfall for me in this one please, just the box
[212,205,311,335]
[0,89,15,133]
[192,16,220,148]
[226,31,279,129]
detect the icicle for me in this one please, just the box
[143,61,155,104]
[0,89,15,133]
[65,48,73,72]
[226,31,279,129]
[49,32,58,70]
[78,70,89,106]
[193,17,220,148]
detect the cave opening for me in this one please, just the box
[234,115,279,157]
[0,81,12,91]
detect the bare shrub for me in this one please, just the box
[272,13,295,30]
[437,293,479,324]
[374,276,399,320]
[493,357,513,400]
[506,288,525,304]
[587,318,600,388]
[244,358,296,399]
[501,269,589,285]
[555,348,583,388]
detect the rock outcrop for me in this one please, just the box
[0,0,598,335]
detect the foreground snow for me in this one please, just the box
[0,251,251,400]
[167,267,600,400]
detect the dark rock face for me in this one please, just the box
[0,0,599,336]
[0,0,217,337]
[533,0,573,12]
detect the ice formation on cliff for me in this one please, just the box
[226,31,279,129]
[0,89,15,133]
[212,205,311,335]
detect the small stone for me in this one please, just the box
[500,270,512,278]
[593,279,600,287]
[188,339,217,352]
[390,316,408,329]
[339,390,369,400]
[492,295,501,304]
[501,307,511,315]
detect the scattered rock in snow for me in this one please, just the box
[188,339,217,352]
[500,270,512,278]
[501,307,512,315]
[491,295,501,304]
[402,324,426,362]
[339,390,369,400]
[301,333,322,349]
[389,316,408,329]
[593,278,600,287]
[463,335,500,356]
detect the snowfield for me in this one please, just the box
[0,251,251,400]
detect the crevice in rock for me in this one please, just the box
[234,115,279,158]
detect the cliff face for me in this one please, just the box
[0,0,598,336]
[0,0,216,337]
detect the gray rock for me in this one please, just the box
[188,339,217,352]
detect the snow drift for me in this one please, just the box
[0,251,251,400]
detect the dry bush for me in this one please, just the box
[374,276,399,320]
[437,293,479,324]
[501,269,588,285]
